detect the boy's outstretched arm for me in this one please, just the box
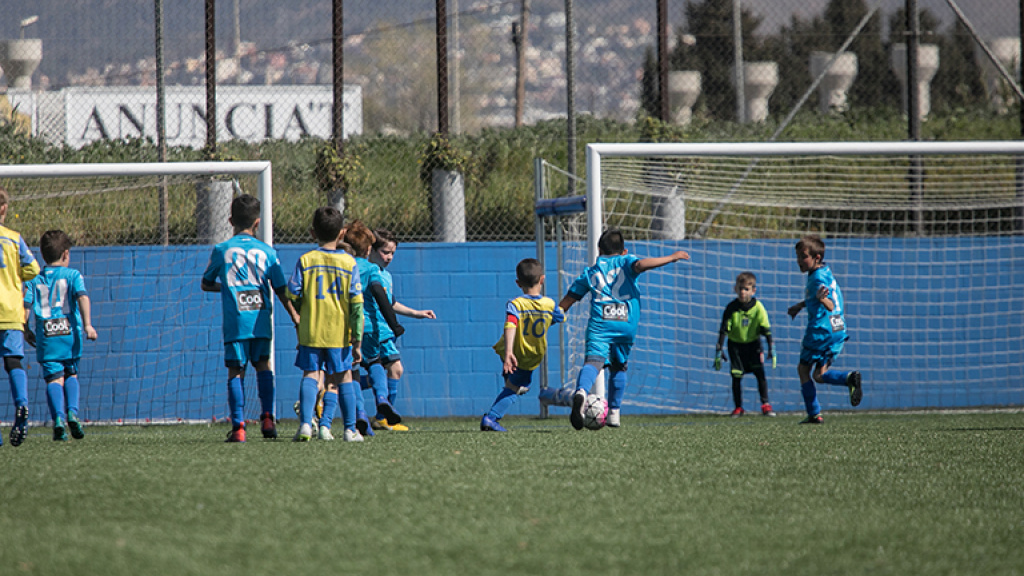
[558,293,580,313]
[370,282,405,337]
[634,250,690,274]
[273,286,301,326]
[394,301,436,320]
[787,301,805,319]
[77,295,98,340]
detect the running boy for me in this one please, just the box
[0,185,40,447]
[364,228,435,432]
[714,271,776,417]
[202,195,299,442]
[24,230,98,441]
[480,258,564,432]
[560,229,689,429]
[787,235,862,424]
[288,206,364,442]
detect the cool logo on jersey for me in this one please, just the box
[236,289,264,311]
[830,315,846,332]
[43,317,72,338]
[601,302,629,322]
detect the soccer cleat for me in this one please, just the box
[343,428,364,442]
[225,423,246,443]
[480,415,507,432]
[730,406,745,418]
[375,400,402,425]
[799,414,824,425]
[847,371,863,407]
[260,412,278,439]
[569,389,587,431]
[67,412,85,439]
[293,399,320,430]
[314,388,326,421]
[53,417,69,442]
[761,403,777,417]
[606,408,621,428]
[388,421,410,432]
[369,417,393,431]
[355,411,374,437]
[10,405,29,447]
[293,423,313,442]
[317,425,335,441]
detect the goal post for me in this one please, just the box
[540,140,1024,415]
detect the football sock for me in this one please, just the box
[801,380,821,416]
[298,377,319,425]
[256,371,275,416]
[369,363,389,409]
[359,373,372,391]
[753,368,769,404]
[820,370,849,386]
[486,387,518,420]
[46,381,65,422]
[354,383,366,415]
[9,367,28,407]
[64,375,81,417]
[731,377,743,408]
[320,390,339,430]
[575,364,600,395]
[387,378,400,406]
[227,376,244,426]
[608,370,627,410]
[339,381,358,431]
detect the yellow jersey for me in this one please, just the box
[0,224,39,330]
[287,247,363,349]
[493,294,564,371]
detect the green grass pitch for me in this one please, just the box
[2,411,1022,576]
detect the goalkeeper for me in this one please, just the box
[714,272,776,418]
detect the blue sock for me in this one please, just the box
[298,377,318,425]
[821,370,849,387]
[486,387,518,420]
[227,376,245,426]
[256,371,275,416]
[575,364,600,395]
[46,382,65,422]
[354,386,366,416]
[9,367,28,407]
[320,390,339,430]
[608,370,627,409]
[339,381,358,431]
[64,375,81,417]
[368,363,389,407]
[387,378,400,406]
[359,374,372,391]
[801,380,821,416]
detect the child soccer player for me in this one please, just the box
[0,185,40,447]
[24,230,98,441]
[787,235,862,424]
[287,206,364,442]
[714,271,777,417]
[202,195,299,442]
[364,228,435,432]
[560,229,689,430]
[480,258,564,432]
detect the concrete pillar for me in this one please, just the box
[667,70,701,126]
[891,43,940,120]
[976,37,1020,114]
[742,61,778,123]
[431,169,466,243]
[196,180,234,244]
[809,51,858,113]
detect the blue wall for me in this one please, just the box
[3,238,1023,424]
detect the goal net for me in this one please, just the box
[0,162,276,425]
[540,141,1024,414]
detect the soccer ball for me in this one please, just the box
[582,394,609,430]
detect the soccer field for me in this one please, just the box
[2,411,1022,576]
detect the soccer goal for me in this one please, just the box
[539,141,1024,414]
[0,161,276,425]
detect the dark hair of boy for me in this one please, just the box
[598,229,625,255]
[372,228,397,251]
[516,258,543,288]
[0,185,8,208]
[40,230,72,265]
[230,195,261,230]
[796,235,826,258]
[344,220,375,255]
[312,206,344,243]
[736,271,757,287]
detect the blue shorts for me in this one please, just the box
[585,339,632,367]
[224,338,272,368]
[42,360,79,382]
[504,368,534,390]
[0,329,25,359]
[800,342,844,368]
[295,345,353,375]
[361,337,400,367]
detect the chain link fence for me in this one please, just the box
[0,0,1020,244]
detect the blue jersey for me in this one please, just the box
[202,234,287,343]
[24,266,89,363]
[357,257,395,343]
[568,253,642,344]
[802,264,848,351]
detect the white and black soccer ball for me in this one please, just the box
[582,394,609,430]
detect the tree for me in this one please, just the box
[931,19,985,112]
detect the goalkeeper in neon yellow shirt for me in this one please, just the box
[714,272,777,417]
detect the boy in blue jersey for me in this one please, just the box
[24,230,98,441]
[364,228,435,432]
[560,229,689,430]
[344,222,403,438]
[287,206,365,442]
[481,258,564,432]
[202,195,299,442]
[0,186,41,447]
[787,235,862,424]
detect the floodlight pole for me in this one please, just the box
[155,0,169,245]
[204,0,217,154]
[906,0,924,235]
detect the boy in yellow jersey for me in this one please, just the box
[480,258,564,432]
[714,272,777,417]
[0,186,40,447]
[286,207,365,442]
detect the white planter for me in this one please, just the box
[668,71,701,126]
[743,61,778,123]
[195,179,233,244]
[976,37,1020,114]
[810,51,858,113]
[891,43,940,120]
[0,39,42,89]
[431,169,466,243]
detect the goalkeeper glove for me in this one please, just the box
[713,347,723,371]
[771,350,777,369]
